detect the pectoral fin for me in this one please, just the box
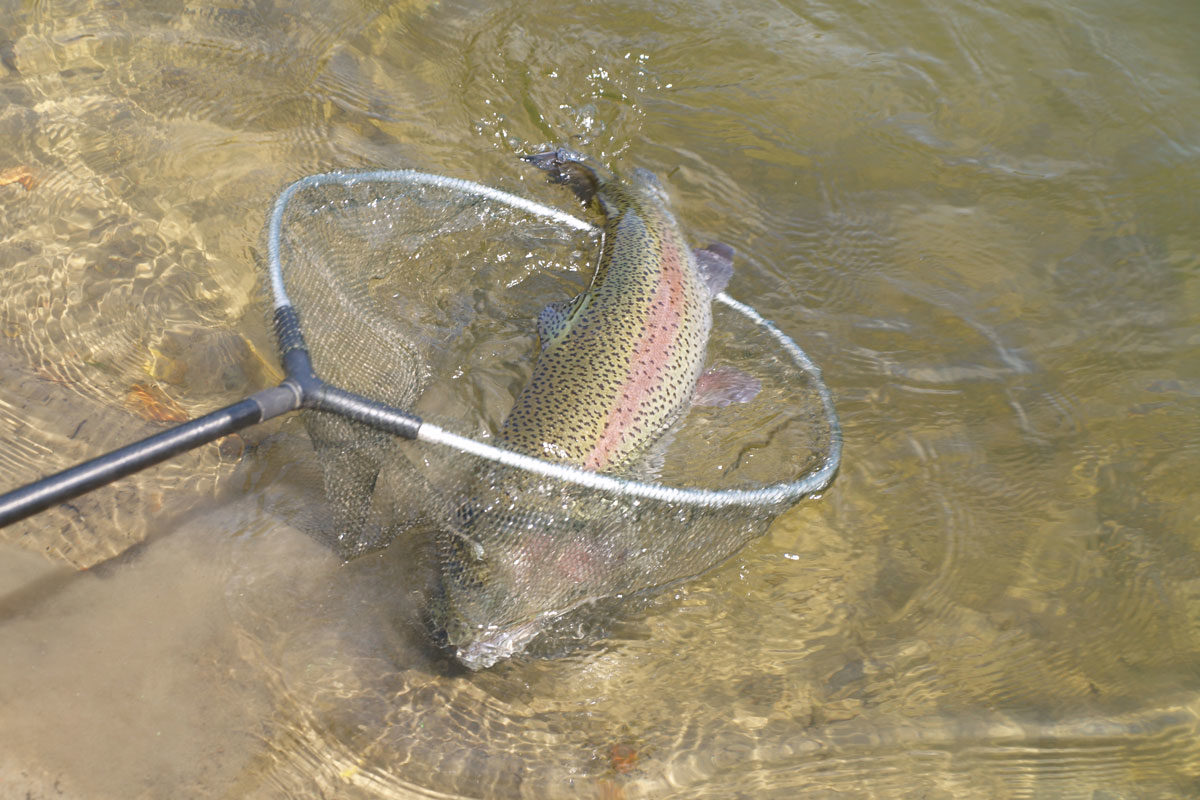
[694,243,735,296]
[693,364,761,407]
[536,299,573,349]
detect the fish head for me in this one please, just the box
[431,481,623,669]
[432,530,551,670]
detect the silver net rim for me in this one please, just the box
[266,169,842,509]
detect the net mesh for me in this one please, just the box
[273,172,836,668]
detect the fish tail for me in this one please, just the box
[523,147,602,206]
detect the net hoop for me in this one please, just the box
[266,169,842,509]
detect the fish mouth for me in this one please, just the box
[437,578,619,669]
[452,615,558,671]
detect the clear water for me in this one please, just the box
[1,0,1198,797]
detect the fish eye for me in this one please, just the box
[443,531,489,589]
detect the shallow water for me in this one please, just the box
[1,0,1198,797]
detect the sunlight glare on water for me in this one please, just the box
[0,0,1198,798]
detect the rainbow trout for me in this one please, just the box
[434,149,759,668]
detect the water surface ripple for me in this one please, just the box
[0,0,1198,798]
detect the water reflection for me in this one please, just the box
[1,0,1199,797]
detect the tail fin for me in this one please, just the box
[522,148,601,205]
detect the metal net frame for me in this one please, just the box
[265,169,842,510]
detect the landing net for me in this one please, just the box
[266,169,841,667]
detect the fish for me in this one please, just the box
[432,149,760,668]
[502,148,757,468]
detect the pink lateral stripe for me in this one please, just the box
[584,237,687,470]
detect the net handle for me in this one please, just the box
[266,170,842,509]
